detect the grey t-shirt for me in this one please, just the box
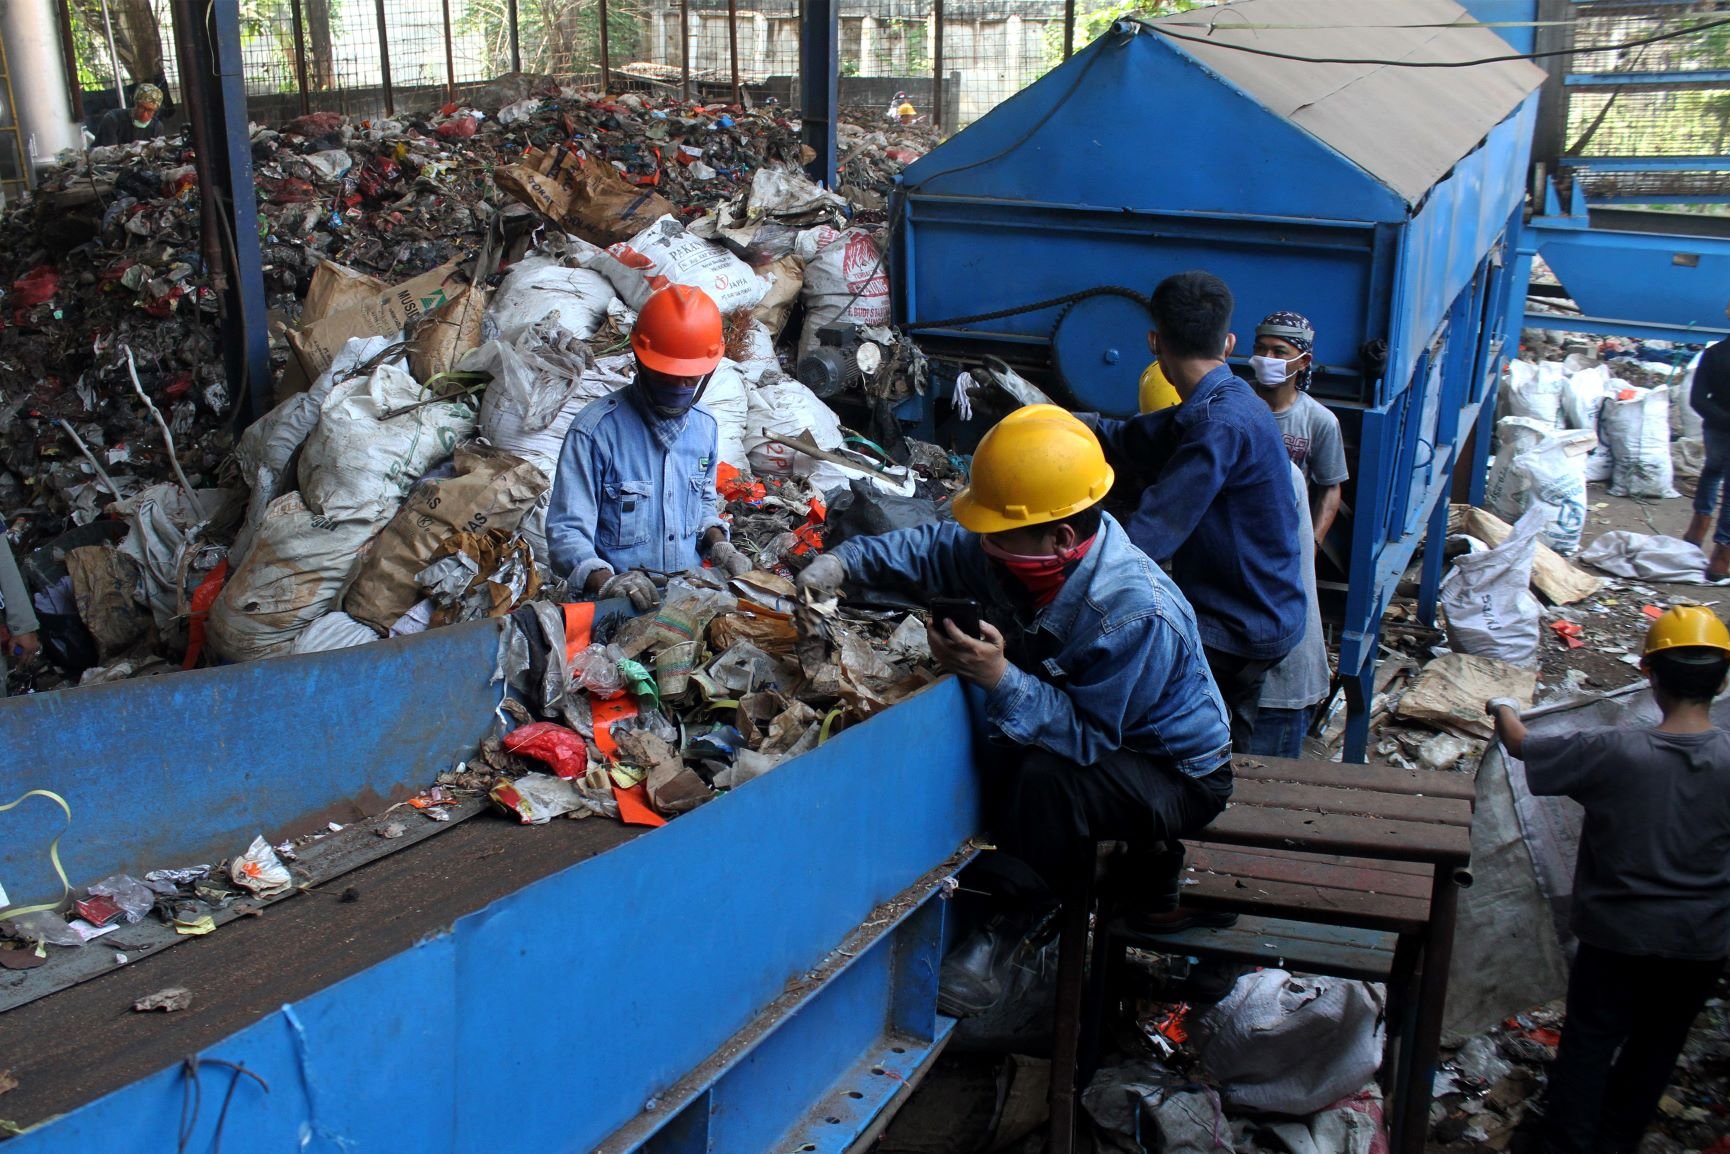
[1523,726,1730,960]
[1273,392,1349,487]
[1260,463,1329,710]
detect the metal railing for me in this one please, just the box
[61,0,1198,134]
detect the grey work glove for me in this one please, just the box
[796,553,846,600]
[599,570,660,612]
[707,539,752,578]
[1485,697,1523,718]
[1074,411,1100,431]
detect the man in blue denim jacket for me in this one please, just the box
[1086,271,1306,749]
[798,405,1233,1016]
[546,286,751,608]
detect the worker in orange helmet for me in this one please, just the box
[546,285,750,609]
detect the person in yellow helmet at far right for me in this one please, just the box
[1487,604,1730,1154]
[796,404,1234,1020]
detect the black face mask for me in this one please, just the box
[635,365,712,418]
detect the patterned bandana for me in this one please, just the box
[1255,310,1316,391]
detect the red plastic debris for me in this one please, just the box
[74,894,124,926]
[283,111,345,139]
[1642,604,1665,620]
[182,560,230,670]
[436,116,478,140]
[503,722,590,780]
[259,177,317,204]
[10,265,60,307]
[164,372,195,399]
[1550,620,1584,649]
[716,461,765,505]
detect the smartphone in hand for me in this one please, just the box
[929,597,983,640]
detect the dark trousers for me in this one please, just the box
[1545,942,1725,1154]
[1205,647,1276,751]
[975,745,1232,910]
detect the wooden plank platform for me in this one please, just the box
[1204,804,1472,863]
[1229,779,1473,827]
[1232,756,1479,803]
[1115,914,1397,981]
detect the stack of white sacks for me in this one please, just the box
[214,210,903,663]
[1490,355,1681,557]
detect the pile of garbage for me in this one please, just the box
[1430,997,1730,1154]
[0,82,949,695]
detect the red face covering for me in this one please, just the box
[980,532,1098,608]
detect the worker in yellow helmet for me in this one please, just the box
[1487,604,1730,1154]
[1139,361,1180,413]
[797,405,1233,1019]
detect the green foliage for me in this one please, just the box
[1037,0,1203,79]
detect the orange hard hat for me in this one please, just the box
[631,285,725,376]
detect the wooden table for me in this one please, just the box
[1198,755,1476,1154]
[1045,755,1477,1154]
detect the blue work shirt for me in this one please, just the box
[546,387,726,588]
[1094,365,1306,662]
[832,513,1232,776]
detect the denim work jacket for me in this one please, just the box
[832,513,1232,776]
[546,388,726,588]
[1093,365,1306,662]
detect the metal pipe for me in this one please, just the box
[508,0,520,74]
[728,0,740,102]
[932,0,944,132]
[98,0,125,111]
[373,0,393,116]
[290,0,311,115]
[599,0,610,92]
[681,0,691,102]
[441,0,455,104]
[168,0,223,293]
[53,0,82,120]
[1062,0,1075,60]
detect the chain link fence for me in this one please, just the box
[60,0,1204,139]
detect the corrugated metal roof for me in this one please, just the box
[1152,0,1545,204]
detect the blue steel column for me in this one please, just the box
[179,0,272,425]
[800,0,838,188]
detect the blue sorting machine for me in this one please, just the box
[0,619,982,1152]
[892,0,1544,760]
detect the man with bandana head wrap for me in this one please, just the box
[1249,310,1348,545]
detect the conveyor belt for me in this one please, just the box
[0,811,644,1131]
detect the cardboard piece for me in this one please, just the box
[287,262,464,379]
[493,147,675,247]
[66,544,150,662]
[344,444,548,632]
[407,284,487,386]
[1395,652,1536,739]
[303,261,388,325]
[1450,505,1603,606]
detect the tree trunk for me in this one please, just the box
[112,0,162,79]
[305,0,335,89]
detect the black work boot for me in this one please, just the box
[937,914,1022,1018]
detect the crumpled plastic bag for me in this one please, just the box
[88,874,156,924]
[490,772,584,825]
[503,722,590,780]
[229,835,293,898]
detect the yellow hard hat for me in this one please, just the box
[1643,604,1730,658]
[898,102,916,116]
[1139,361,1180,413]
[952,405,1114,535]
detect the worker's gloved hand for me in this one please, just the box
[599,569,660,612]
[796,553,846,600]
[1073,411,1100,431]
[1485,697,1523,718]
[707,539,752,578]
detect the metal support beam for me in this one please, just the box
[170,0,271,426]
[800,0,838,187]
[1062,0,1075,60]
[1566,69,1730,87]
[53,0,82,120]
[1557,154,1730,172]
[599,0,611,92]
[681,0,691,102]
[1523,310,1730,343]
[441,0,456,104]
[290,0,311,115]
[728,0,740,101]
[1529,0,1571,168]
[933,0,944,132]
[508,0,521,74]
[373,0,393,116]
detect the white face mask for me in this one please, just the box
[1250,354,1297,387]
